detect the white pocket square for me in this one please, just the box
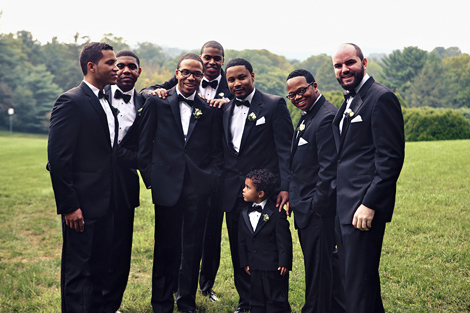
[256,116,266,126]
[298,137,308,146]
[351,115,362,123]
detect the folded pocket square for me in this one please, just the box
[351,115,362,123]
[298,137,308,146]
[256,116,266,125]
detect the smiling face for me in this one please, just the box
[226,65,255,99]
[200,47,224,81]
[116,55,141,92]
[286,76,318,111]
[176,59,204,97]
[332,44,367,91]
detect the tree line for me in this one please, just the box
[1,31,470,140]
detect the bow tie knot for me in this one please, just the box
[178,94,194,107]
[235,99,250,107]
[248,204,262,214]
[114,89,131,103]
[202,79,218,89]
[343,90,356,101]
[98,90,109,102]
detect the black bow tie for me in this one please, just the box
[202,79,218,89]
[178,94,194,107]
[114,89,131,103]
[235,99,250,107]
[343,90,356,100]
[248,204,262,214]
[98,90,109,102]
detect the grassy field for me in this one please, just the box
[0,132,469,312]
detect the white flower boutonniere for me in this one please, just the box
[344,108,354,118]
[263,214,269,222]
[137,107,143,116]
[193,108,203,120]
[248,112,257,122]
[218,92,225,99]
[299,121,305,132]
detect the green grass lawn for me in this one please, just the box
[0,132,469,312]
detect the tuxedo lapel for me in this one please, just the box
[254,206,273,235]
[242,208,255,234]
[167,91,185,139]
[185,97,204,144]
[239,91,262,153]
[80,83,113,147]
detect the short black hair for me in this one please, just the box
[200,40,224,57]
[226,58,253,74]
[246,169,279,198]
[79,42,114,75]
[177,52,204,69]
[345,43,364,61]
[286,69,315,84]
[116,50,140,67]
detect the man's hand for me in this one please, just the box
[65,208,85,232]
[244,266,251,275]
[151,88,168,99]
[352,204,375,231]
[276,191,290,215]
[278,266,288,276]
[206,98,228,109]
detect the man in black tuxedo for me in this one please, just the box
[103,50,144,312]
[222,58,293,313]
[48,42,119,312]
[331,43,405,313]
[138,53,224,313]
[286,69,338,313]
[141,41,231,301]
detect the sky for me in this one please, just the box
[1,0,468,61]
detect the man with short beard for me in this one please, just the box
[331,43,405,313]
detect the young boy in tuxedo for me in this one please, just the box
[238,169,293,313]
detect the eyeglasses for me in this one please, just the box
[286,82,313,100]
[177,69,204,79]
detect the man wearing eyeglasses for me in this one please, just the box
[141,41,231,302]
[138,53,224,313]
[286,69,338,313]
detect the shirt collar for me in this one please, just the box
[236,88,256,104]
[176,87,196,101]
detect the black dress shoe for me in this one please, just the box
[201,289,220,302]
[234,307,249,313]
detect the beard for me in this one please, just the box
[337,66,365,91]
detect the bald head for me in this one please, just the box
[332,43,367,91]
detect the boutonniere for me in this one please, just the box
[248,112,257,121]
[137,107,143,116]
[193,108,203,120]
[218,92,225,99]
[344,108,354,118]
[299,121,305,132]
[263,214,269,222]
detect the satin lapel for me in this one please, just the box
[333,100,348,152]
[185,97,203,145]
[223,100,236,150]
[133,90,144,111]
[242,209,255,234]
[80,83,112,146]
[254,206,273,235]
[168,91,185,138]
[239,92,262,153]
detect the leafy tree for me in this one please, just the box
[432,46,461,59]
[101,33,130,51]
[442,54,470,108]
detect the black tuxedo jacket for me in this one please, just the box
[332,77,405,225]
[138,87,224,206]
[238,200,292,271]
[289,95,338,229]
[105,85,144,209]
[140,69,233,100]
[221,90,293,212]
[48,82,117,219]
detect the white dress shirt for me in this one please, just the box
[339,74,370,134]
[249,199,267,231]
[199,74,222,100]
[111,85,136,144]
[176,87,196,140]
[231,89,256,153]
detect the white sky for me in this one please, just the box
[1,0,468,60]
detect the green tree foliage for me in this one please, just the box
[403,108,470,141]
[293,54,339,92]
[432,46,462,59]
[442,54,470,108]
